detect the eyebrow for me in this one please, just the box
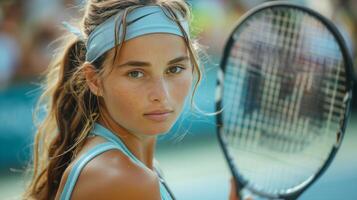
[117,56,189,68]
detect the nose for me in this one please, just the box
[148,77,170,103]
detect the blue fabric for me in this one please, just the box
[59,123,173,200]
[90,123,148,169]
[85,5,189,62]
[60,142,117,200]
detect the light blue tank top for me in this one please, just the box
[59,123,175,200]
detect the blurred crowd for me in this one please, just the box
[0,0,81,89]
[0,0,356,90]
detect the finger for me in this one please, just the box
[229,178,240,200]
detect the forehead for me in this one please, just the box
[107,33,189,64]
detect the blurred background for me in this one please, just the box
[0,0,356,199]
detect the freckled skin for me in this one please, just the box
[55,34,194,200]
[100,33,193,138]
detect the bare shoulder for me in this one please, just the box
[71,149,161,200]
[55,138,161,200]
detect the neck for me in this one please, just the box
[98,112,157,170]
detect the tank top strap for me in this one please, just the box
[89,123,149,169]
[89,123,175,200]
[59,142,118,200]
[154,160,175,200]
[156,169,176,200]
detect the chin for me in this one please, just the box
[143,123,174,136]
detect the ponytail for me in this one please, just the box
[23,38,99,199]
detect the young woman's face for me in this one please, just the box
[97,33,193,137]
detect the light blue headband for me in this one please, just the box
[63,6,190,63]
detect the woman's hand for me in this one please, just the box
[229,178,254,200]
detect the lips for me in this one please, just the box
[143,109,174,122]
[144,109,173,115]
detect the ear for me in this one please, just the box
[83,63,102,96]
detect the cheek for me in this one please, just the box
[106,85,140,112]
[101,78,141,120]
[170,73,193,106]
[110,91,137,111]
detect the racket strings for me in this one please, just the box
[221,7,348,193]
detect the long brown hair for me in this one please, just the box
[23,0,202,199]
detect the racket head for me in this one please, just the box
[216,1,354,199]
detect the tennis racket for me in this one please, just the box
[215,1,355,199]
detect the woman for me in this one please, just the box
[23,0,242,199]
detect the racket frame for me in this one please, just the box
[216,1,355,199]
